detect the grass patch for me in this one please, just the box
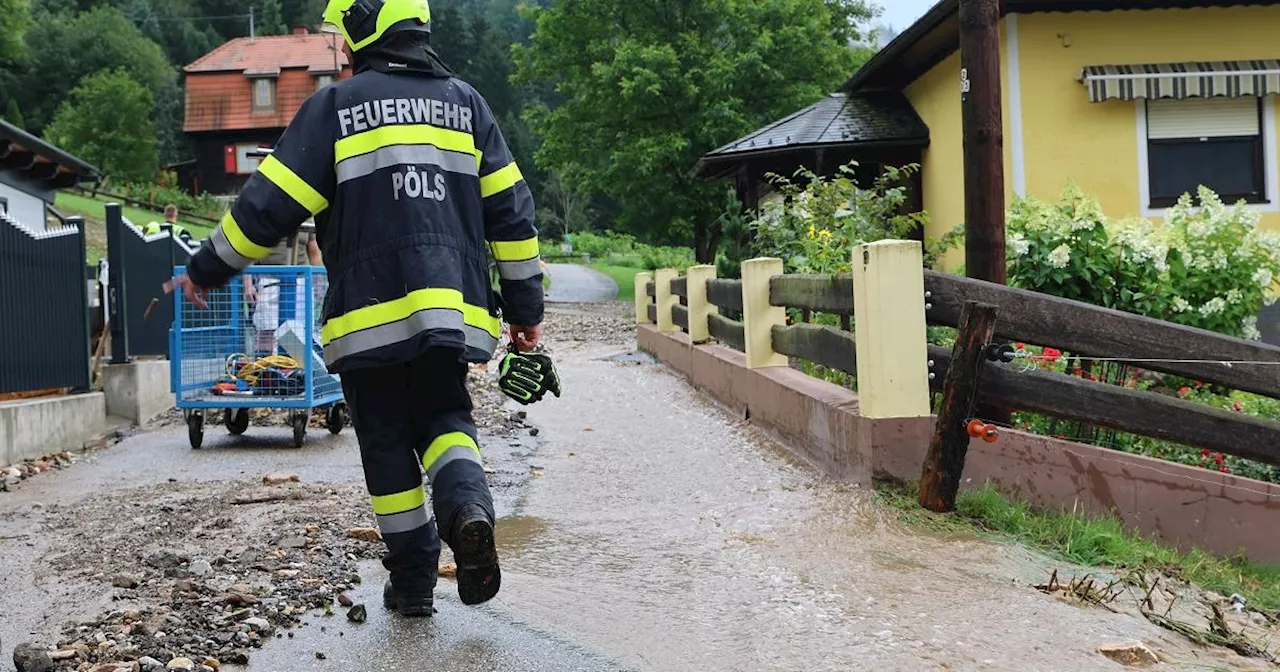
[588,263,642,302]
[877,481,1280,611]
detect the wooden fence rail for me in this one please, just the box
[753,269,1280,399]
[923,271,1280,399]
[672,304,690,330]
[707,279,743,313]
[927,344,1280,466]
[771,323,857,376]
[671,276,688,298]
[770,274,854,315]
[708,313,745,351]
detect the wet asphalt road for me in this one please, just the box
[545,264,618,303]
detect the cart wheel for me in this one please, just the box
[326,404,346,435]
[292,413,307,448]
[187,411,204,450]
[224,408,250,435]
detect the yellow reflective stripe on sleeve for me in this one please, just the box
[257,155,329,215]
[320,287,502,345]
[490,237,539,262]
[480,162,523,198]
[422,431,481,471]
[220,211,271,260]
[334,124,480,164]
[370,487,426,515]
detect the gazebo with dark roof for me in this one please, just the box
[693,91,929,212]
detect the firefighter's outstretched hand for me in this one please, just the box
[163,273,211,310]
[509,324,541,352]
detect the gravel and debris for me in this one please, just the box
[7,297,635,672]
[2,426,127,492]
[24,480,387,670]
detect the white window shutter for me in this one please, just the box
[1148,97,1260,139]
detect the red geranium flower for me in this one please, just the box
[1214,453,1225,465]
[1221,466,1230,474]
[1015,343,1025,350]
[1234,400,1244,412]
[1202,448,1211,458]
[1178,386,1192,397]
[1042,347,1062,362]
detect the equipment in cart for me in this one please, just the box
[170,265,345,449]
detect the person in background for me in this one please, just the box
[143,204,196,246]
[245,230,323,356]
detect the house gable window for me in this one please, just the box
[1141,97,1272,211]
[252,77,277,113]
[316,74,335,90]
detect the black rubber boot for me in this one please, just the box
[382,577,435,617]
[451,504,501,605]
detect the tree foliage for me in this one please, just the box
[2,99,24,129]
[17,6,175,134]
[258,0,289,36]
[44,68,159,182]
[0,0,31,67]
[516,0,878,261]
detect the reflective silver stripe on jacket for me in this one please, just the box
[322,308,500,366]
[210,227,255,271]
[336,144,480,184]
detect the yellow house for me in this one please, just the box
[699,0,1280,252]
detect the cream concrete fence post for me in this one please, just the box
[654,268,678,333]
[852,240,931,418]
[685,264,716,343]
[634,272,653,325]
[741,257,788,369]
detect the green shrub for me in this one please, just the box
[1007,183,1280,338]
[750,162,961,274]
[566,231,694,270]
[117,181,225,220]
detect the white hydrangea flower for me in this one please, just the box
[1212,249,1230,270]
[1009,232,1030,257]
[1171,296,1191,313]
[1198,297,1227,316]
[1242,316,1262,341]
[1048,244,1071,269]
[1226,288,1243,304]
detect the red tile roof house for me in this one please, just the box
[180,27,352,195]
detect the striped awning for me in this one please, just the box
[1079,61,1280,102]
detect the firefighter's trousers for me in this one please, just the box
[340,347,496,591]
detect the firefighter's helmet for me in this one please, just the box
[321,0,430,52]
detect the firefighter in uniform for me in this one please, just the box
[165,0,552,617]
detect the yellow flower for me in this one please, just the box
[818,228,833,239]
[807,224,816,239]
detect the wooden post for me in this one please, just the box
[686,265,716,343]
[919,300,998,513]
[852,240,931,418]
[634,272,653,325]
[741,257,787,369]
[654,268,677,333]
[959,0,1005,285]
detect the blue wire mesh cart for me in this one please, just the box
[170,265,346,449]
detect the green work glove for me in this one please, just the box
[498,349,561,405]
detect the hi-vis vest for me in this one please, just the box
[185,69,543,373]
